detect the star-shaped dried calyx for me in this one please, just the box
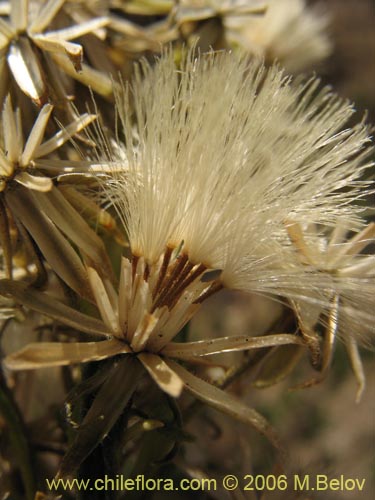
[1,247,302,475]
[0,0,111,104]
[0,95,97,192]
[0,95,115,297]
[286,221,375,400]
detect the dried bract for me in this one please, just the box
[0,96,113,295]
[227,0,332,72]
[0,0,110,103]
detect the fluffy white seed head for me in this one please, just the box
[105,49,373,306]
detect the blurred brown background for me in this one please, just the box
[314,0,375,121]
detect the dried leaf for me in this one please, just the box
[340,255,375,277]
[0,17,16,39]
[2,94,20,162]
[346,336,365,403]
[131,313,160,352]
[59,186,127,244]
[10,0,28,32]
[335,222,375,259]
[0,198,12,278]
[285,220,315,265]
[0,56,9,106]
[50,52,114,99]
[0,149,13,177]
[32,35,83,72]
[32,158,98,173]
[65,362,117,410]
[46,17,109,41]
[117,0,172,16]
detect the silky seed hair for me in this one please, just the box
[103,49,373,311]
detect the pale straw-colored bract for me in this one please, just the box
[0,0,112,103]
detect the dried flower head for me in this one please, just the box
[0,95,114,296]
[286,220,375,400]
[0,0,111,104]
[227,0,332,72]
